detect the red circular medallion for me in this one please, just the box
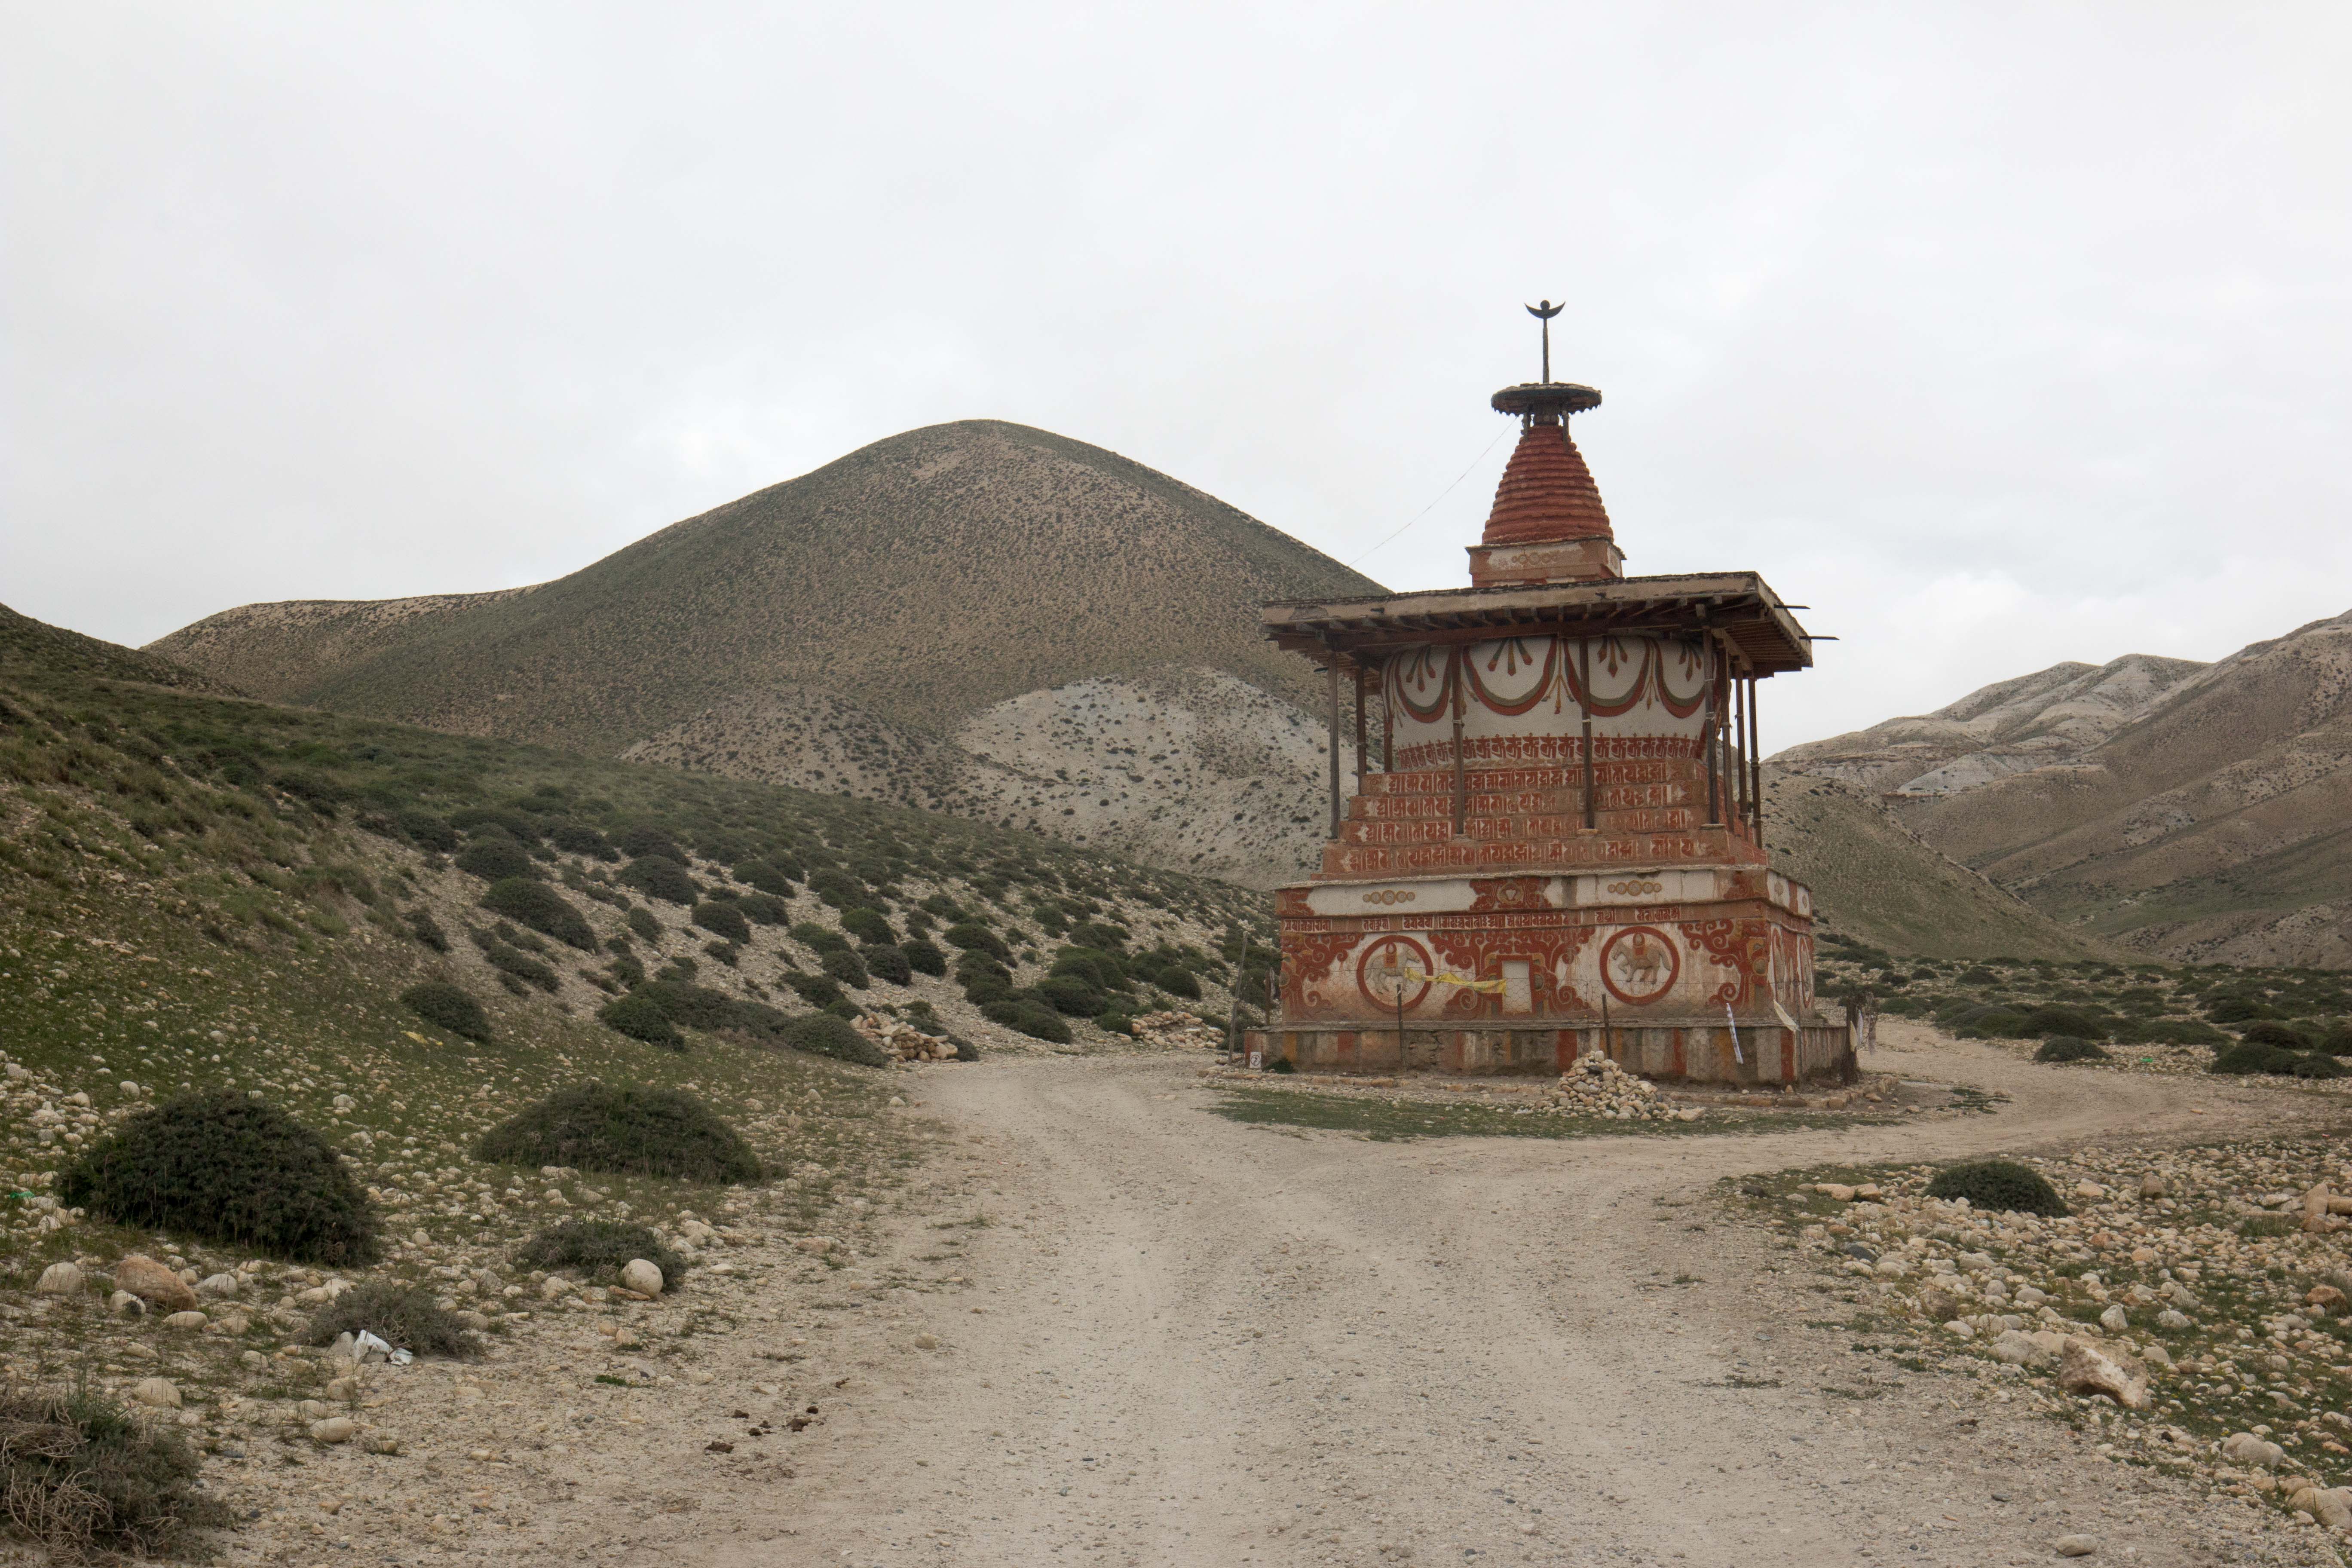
[1599,925,1679,1006]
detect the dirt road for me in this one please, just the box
[740,1032,2338,1568]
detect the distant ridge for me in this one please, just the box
[2,602,236,695]
[151,420,1384,752]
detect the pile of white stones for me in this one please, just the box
[852,1014,957,1062]
[1133,1011,1222,1049]
[1545,1055,1700,1121]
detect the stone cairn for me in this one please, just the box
[1133,1011,1222,1049]
[1543,1055,1700,1122]
[853,1014,957,1063]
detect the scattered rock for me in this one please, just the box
[2098,1304,2129,1333]
[114,1253,200,1311]
[2223,1432,2286,1469]
[1990,1329,2047,1367]
[129,1376,181,1409]
[2155,1308,2192,1330]
[2073,1182,2107,1200]
[2288,1485,2352,1530]
[109,1288,147,1317]
[2057,1338,2150,1410]
[913,1332,940,1351]
[620,1259,665,1296]
[2138,1172,2167,1200]
[2053,1534,2098,1558]
[196,1271,241,1298]
[2309,1285,2347,1311]
[309,1416,359,1445]
[162,1310,208,1331]
[34,1262,85,1296]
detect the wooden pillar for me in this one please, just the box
[1354,661,1368,787]
[1578,637,1596,830]
[1748,674,1764,836]
[1326,659,1342,842]
[1450,650,1467,837]
[1732,668,1748,835]
[1703,638,1723,827]
[1380,657,1393,772]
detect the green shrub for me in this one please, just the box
[404,906,450,952]
[983,998,1072,1043]
[481,877,597,950]
[305,1280,475,1358]
[734,860,794,896]
[449,806,540,841]
[783,1012,889,1067]
[952,1035,981,1062]
[1924,1159,2065,1216]
[1155,965,1202,1000]
[692,900,751,943]
[2242,1021,2315,1049]
[1096,1010,1136,1037]
[808,869,870,910]
[600,992,683,1049]
[2034,1036,2108,1063]
[1070,920,1129,952]
[864,943,913,986]
[1267,1056,1296,1074]
[625,906,663,944]
[921,893,966,920]
[2021,1004,2104,1041]
[840,907,897,944]
[737,892,790,925]
[781,971,844,1009]
[2207,995,2277,1024]
[615,824,684,861]
[455,838,539,881]
[475,1084,761,1183]
[2318,1025,2352,1057]
[2113,1017,2226,1045]
[1051,946,1127,991]
[902,937,946,976]
[790,921,850,954]
[620,854,698,906]
[0,1385,232,1556]
[1037,973,1104,1016]
[2291,1054,2348,1080]
[402,980,491,1042]
[821,947,870,989]
[474,930,558,992]
[1952,1007,2030,1040]
[548,821,615,859]
[2211,1041,2306,1076]
[57,1092,380,1264]
[514,1219,686,1286]
[629,980,742,1032]
[393,808,462,851]
[944,921,1008,960]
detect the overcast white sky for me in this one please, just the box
[6,3,2348,748]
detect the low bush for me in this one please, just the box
[2319,1025,2352,1057]
[1951,1007,2030,1040]
[790,921,849,954]
[401,980,491,1042]
[734,860,794,896]
[1095,1010,1136,1036]
[449,805,540,841]
[737,892,790,926]
[2020,1004,2104,1041]
[808,869,870,909]
[2291,1054,2348,1080]
[474,931,558,993]
[2034,1036,2108,1063]
[619,854,698,906]
[404,906,450,952]
[902,936,947,976]
[983,998,1072,1043]
[2113,1017,2225,1045]
[615,824,685,861]
[475,1084,762,1184]
[781,1011,890,1066]
[600,992,683,1049]
[1923,1159,2066,1216]
[455,838,539,882]
[481,878,597,950]
[1155,965,1202,1000]
[629,979,741,1032]
[952,1035,982,1062]
[840,907,897,944]
[625,906,664,944]
[864,943,913,986]
[57,1092,380,1264]
[1052,946,1127,991]
[1037,973,1105,1016]
[2242,1021,2316,1049]
[548,821,615,859]
[821,947,870,989]
[1070,920,1129,952]
[944,921,1008,960]
[692,900,751,943]
[2211,1041,2307,1076]
[514,1218,686,1285]
[2206,995,2277,1024]
[781,971,844,1010]
[0,1385,232,1556]
[304,1281,475,1358]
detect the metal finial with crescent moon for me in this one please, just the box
[1525,298,1564,383]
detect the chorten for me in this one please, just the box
[1253,308,1847,1082]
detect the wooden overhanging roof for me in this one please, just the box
[1262,571,1815,677]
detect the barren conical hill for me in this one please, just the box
[150,420,1385,753]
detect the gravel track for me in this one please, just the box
[738,1030,2341,1567]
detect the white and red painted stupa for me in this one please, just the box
[1253,309,1848,1083]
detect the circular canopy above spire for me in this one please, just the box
[1491,382,1602,421]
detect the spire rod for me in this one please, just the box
[1525,298,1564,384]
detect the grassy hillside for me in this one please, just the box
[1762,769,2116,962]
[149,420,1385,752]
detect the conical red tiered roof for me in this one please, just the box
[1480,419,1613,547]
